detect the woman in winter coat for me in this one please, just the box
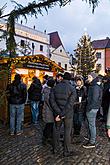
[73,77,87,136]
[42,79,55,144]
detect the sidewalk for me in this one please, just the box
[0,120,110,165]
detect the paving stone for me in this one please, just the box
[0,120,110,165]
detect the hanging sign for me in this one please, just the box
[23,62,51,71]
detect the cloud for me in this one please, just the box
[1,0,110,54]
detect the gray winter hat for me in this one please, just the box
[89,72,98,79]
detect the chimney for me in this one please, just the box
[106,37,109,39]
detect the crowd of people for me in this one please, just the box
[6,72,110,157]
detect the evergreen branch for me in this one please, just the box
[83,0,99,13]
[0,0,99,19]
[0,3,7,16]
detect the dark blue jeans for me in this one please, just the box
[30,101,40,123]
[10,104,24,134]
[73,112,84,135]
[86,109,98,144]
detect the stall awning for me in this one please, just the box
[0,54,64,72]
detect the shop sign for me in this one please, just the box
[23,62,51,71]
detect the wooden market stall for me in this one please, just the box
[0,54,64,124]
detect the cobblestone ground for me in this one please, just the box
[0,120,110,165]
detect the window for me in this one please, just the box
[60,49,62,53]
[21,40,25,47]
[32,43,35,49]
[65,64,67,70]
[96,64,102,71]
[58,62,61,67]
[40,45,43,51]
[96,52,101,59]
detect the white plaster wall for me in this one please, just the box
[50,45,71,71]
[0,19,50,57]
[95,49,105,74]
[15,35,49,56]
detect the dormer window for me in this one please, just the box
[58,62,61,67]
[40,45,43,51]
[21,40,25,47]
[65,64,67,70]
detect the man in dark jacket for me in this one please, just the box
[102,76,110,122]
[28,77,42,124]
[7,74,27,135]
[49,72,76,157]
[83,72,102,149]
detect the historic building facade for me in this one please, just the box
[49,31,71,71]
[0,19,50,57]
[92,37,110,75]
[0,19,71,72]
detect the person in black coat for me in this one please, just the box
[73,77,87,137]
[6,74,27,135]
[49,72,77,157]
[102,76,110,122]
[28,77,42,124]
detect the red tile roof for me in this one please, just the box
[92,37,110,49]
[48,31,63,49]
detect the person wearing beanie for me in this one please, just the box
[88,72,98,80]
[49,72,77,157]
[83,72,102,149]
[6,74,27,135]
[63,72,72,80]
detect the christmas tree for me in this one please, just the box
[74,33,96,77]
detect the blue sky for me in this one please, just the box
[1,0,110,54]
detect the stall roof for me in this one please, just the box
[0,54,64,72]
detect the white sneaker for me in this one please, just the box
[84,136,89,141]
[16,132,22,136]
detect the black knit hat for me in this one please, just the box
[47,79,55,88]
[63,72,71,80]
[14,74,21,81]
